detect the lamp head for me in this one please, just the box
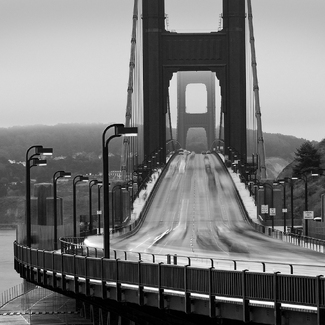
[116,125,138,137]
[60,171,71,178]
[35,146,53,156]
[31,158,47,167]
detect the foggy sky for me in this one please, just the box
[1,0,325,142]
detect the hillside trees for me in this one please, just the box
[293,141,320,175]
[317,138,325,169]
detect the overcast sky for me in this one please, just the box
[1,0,325,142]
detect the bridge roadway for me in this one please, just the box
[14,152,325,324]
[86,153,325,276]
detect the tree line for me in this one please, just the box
[0,123,321,197]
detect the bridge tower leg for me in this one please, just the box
[142,0,246,162]
[222,0,247,161]
[142,0,166,162]
[177,71,216,150]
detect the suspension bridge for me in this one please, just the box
[10,1,325,324]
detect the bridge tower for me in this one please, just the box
[177,71,216,150]
[142,0,246,162]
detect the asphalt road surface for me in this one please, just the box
[88,153,325,275]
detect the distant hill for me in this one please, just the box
[0,123,320,181]
[185,128,313,177]
[0,123,121,162]
[263,133,315,161]
[263,133,314,178]
[0,124,324,229]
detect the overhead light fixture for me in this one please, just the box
[35,146,53,156]
[31,158,47,167]
[116,126,138,137]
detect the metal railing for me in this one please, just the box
[59,236,325,275]
[14,241,325,309]
[0,282,35,308]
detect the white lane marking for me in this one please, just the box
[129,237,152,251]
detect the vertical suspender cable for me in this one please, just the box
[121,0,139,180]
[247,0,267,179]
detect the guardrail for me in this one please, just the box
[220,151,325,255]
[265,228,325,253]
[0,282,35,308]
[13,241,325,322]
[60,236,325,275]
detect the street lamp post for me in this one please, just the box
[73,175,89,237]
[25,145,53,247]
[102,124,138,258]
[260,182,274,231]
[298,172,318,237]
[274,180,287,233]
[300,174,309,236]
[111,184,124,229]
[288,177,298,233]
[89,180,102,233]
[53,171,71,250]
[97,184,102,234]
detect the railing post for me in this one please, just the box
[209,267,216,318]
[101,257,107,299]
[184,265,191,314]
[158,262,164,309]
[42,249,47,287]
[274,272,281,325]
[316,275,325,325]
[37,249,41,284]
[28,247,32,282]
[166,254,171,264]
[74,254,79,294]
[116,259,121,302]
[138,260,144,306]
[18,245,23,278]
[62,253,66,291]
[289,265,293,275]
[242,269,249,322]
[52,251,57,289]
[85,256,90,296]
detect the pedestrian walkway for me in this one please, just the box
[228,167,260,223]
[0,286,91,324]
